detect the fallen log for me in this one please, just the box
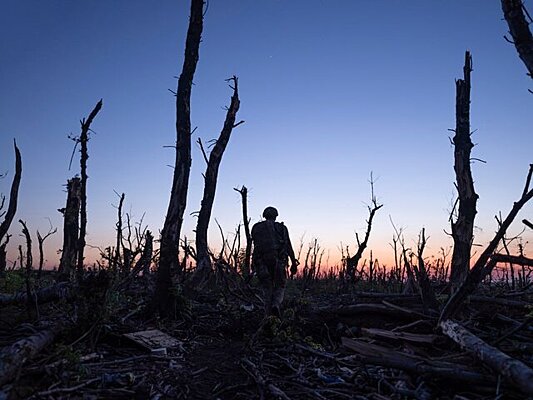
[0,325,60,385]
[469,295,530,308]
[0,282,72,306]
[341,337,492,385]
[360,327,442,345]
[440,319,533,395]
[317,303,423,320]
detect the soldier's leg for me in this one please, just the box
[257,257,275,316]
[271,261,288,315]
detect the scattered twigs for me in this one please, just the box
[440,319,533,395]
[242,357,291,400]
[493,316,533,345]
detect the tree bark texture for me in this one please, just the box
[0,325,60,385]
[154,0,204,315]
[77,100,103,276]
[0,140,22,244]
[502,0,533,78]
[440,319,533,395]
[58,177,81,276]
[194,77,242,283]
[450,51,478,292]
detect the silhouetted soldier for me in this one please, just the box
[251,206,299,317]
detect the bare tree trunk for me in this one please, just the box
[413,228,439,312]
[440,164,533,321]
[77,100,103,278]
[234,185,252,277]
[502,0,533,79]
[450,51,478,293]
[154,0,204,316]
[19,219,35,316]
[193,77,243,284]
[58,177,81,277]
[114,192,125,274]
[0,140,22,272]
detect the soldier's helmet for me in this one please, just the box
[263,206,278,220]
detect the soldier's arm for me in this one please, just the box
[284,225,297,264]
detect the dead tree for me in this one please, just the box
[58,177,81,277]
[502,0,533,79]
[136,230,153,276]
[440,164,533,321]
[412,228,439,312]
[76,100,103,277]
[234,185,252,277]
[345,174,383,281]
[0,140,22,273]
[113,192,125,273]
[19,220,33,312]
[449,51,478,293]
[37,222,57,278]
[154,0,204,315]
[193,77,243,284]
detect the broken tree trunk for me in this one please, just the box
[450,51,478,293]
[440,164,533,321]
[193,76,243,284]
[0,140,22,272]
[440,319,533,395]
[501,0,533,79]
[0,325,62,385]
[153,0,204,316]
[77,100,103,277]
[234,185,252,277]
[137,230,153,276]
[58,177,81,277]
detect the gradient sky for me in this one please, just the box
[1,0,533,268]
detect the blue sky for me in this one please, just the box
[1,0,532,268]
